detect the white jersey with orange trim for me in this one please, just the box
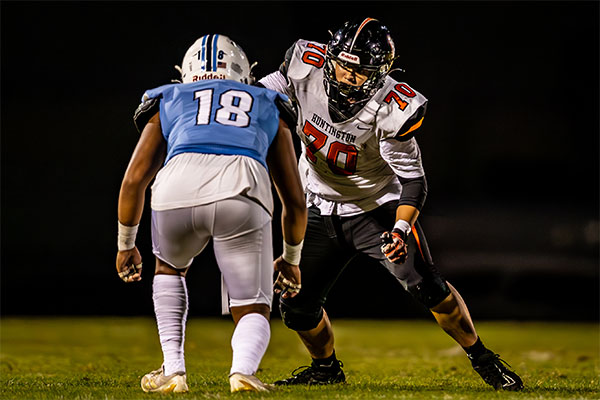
[259,39,428,216]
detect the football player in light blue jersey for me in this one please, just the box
[142,77,283,170]
[116,34,307,393]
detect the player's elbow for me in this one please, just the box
[120,169,149,195]
[287,199,308,221]
[283,197,308,226]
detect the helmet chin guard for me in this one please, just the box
[324,18,396,122]
[180,34,255,84]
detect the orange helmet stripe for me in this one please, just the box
[349,18,378,52]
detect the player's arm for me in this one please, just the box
[380,105,429,263]
[396,174,427,226]
[116,112,166,282]
[381,174,428,262]
[381,178,426,264]
[267,118,307,298]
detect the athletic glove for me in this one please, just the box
[380,229,409,264]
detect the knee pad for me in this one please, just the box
[279,298,323,331]
[407,276,451,309]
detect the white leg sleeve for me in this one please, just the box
[153,274,188,376]
[230,313,271,376]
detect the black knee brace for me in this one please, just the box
[279,298,324,331]
[407,276,451,309]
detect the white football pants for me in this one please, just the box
[151,195,273,309]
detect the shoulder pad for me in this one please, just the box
[286,39,326,81]
[374,79,428,140]
[133,94,161,133]
[279,41,297,77]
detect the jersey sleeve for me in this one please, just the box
[279,41,297,78]
[376,80,428,141]
[379,137,425,179]
[394,102,427,142]
[133,94,161,133]
[132,83,174,133]
[257,40,302,100]
[285,39,322,82]
[259,39,322,115]
[257,71,290,96]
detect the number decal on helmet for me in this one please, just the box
[180,34,255,84]
[302,120,358,175]
[301,43,326,68]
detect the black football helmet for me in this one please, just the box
[324,18,396,122]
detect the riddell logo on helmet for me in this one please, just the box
[192,73,226,81]
[339,51,360,64]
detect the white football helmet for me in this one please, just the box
[179,34,255,84]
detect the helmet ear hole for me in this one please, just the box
[180,34,254,84]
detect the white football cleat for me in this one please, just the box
[141,366,188,393]
[229,373,275,393]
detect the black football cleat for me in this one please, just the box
[274,360,345,385]
[471,351,524,391]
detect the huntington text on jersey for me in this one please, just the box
[311,114,357,143]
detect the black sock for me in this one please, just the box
[312,350,339,369]
[463,337,488,361]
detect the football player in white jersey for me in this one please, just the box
[258,18,523,391]
[116,34,307,393]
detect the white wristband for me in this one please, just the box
[393,219,411,236]
[282,240,303,265]
[118,221,139,251]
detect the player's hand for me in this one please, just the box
[116,246,143,283]
[273,256,301,299]
[380,229,409,264]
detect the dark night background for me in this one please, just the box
[1,1,598,321]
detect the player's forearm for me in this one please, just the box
[396,204,420,227]
[118,114,166,227]
[267,119,307,245]
[280,206,308,245]
[118,180,146,226]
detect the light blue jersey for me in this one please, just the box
[143,80,288,169]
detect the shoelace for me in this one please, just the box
[290,360,344,378]
[489,354,514,370]
[476,354,517,381]
[290,365,313,377]
[474,353,513,368]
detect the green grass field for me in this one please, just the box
[0,318,598,399]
